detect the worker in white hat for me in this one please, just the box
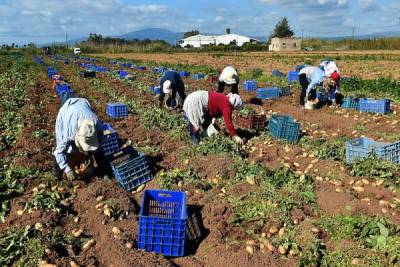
[53,98,109,180]
[218,66,239,94]
[159,70,186,109]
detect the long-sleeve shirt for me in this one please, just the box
[54,98,103,173]
[208,92,236,136]
[159,71,185,107]
[299,66,326,94]
[183,91,237,137]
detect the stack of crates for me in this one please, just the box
[243,80,258,91]
[109,146,153,191]
[345,137,400,164]
[192,74,205,80]
[342,96,360,110]
[101,123,119,157]
[106,103,128,118]
[268,114,300,143]
[138,189,187,257]
[359,98,391,114]
[256,87,280,100]
[287,71,299,82]
[179,71,190,78]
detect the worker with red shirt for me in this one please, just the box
[183,91,244,144]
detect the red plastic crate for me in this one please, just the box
[236,114,267,130]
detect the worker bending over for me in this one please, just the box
[53,97,109,180]
[218,66,239,94]
[159,70,186,110]
[320,60,341,103]
[183,91,244,144]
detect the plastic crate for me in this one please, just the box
[101,123,119,156]
[342,96,360,110]
[179,71,190,78]
[272,69,286,78]
[236,114,267,131]
[151,86,161,95]
[346,137,400,164]
[243,80,258,91]
[80,71,96,78]
[288,71,299,82]
[138,189,187,257]
[96,66,108,73]
[268,114,300,143]
[119,70,129,79]
[136,66,146,70]
[109,146,153,191]
[55,83,72,96]
[192,74,205,80]
[153,67,167,74]
[106,103,128,118]
[359,98,391,114]
[279,87,292,97]
[256,87,280,100]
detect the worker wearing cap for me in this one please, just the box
[159,70,186,109]
[53,98,108,180]
[320,60,341,103]
[183,91,244,144]
[218,66,239,94]
[298,66,327,108]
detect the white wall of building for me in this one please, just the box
[180,33,257,48]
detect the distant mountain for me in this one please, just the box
[119,28,182,44]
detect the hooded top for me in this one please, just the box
[300,66,326,94]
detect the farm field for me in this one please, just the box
[97,50,400,80]
[1,52,400,267]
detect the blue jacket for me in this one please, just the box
[159,71,185,107]
[54,98,103,173]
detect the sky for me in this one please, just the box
[0,0,399,45]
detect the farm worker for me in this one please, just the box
[298,66,327,107]
[320,60,341,103]
[218,66,239,94]
[159,70,186,110]
[183,91,244,144]
[53,98,109,180]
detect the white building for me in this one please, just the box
[179,33,258,48]
[269,37,302,52]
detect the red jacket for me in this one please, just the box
[207,92,236,136]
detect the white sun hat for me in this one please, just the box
[75,119,99,152]
[219,66,238,85]
[163,80,172,94]
[227,93,243,110]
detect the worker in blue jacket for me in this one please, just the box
[53,97,110,180]
[159,70,186,109]
[298,66,326,107]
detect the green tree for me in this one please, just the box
[183,30,200,38]
[226,28,231,34]
[271,17,294,39]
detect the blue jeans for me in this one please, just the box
[183,113,200,144]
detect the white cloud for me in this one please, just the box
[358,0,379,12]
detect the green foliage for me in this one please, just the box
[341,77,400,100]
[230,158,266,182]
[270,17,294,39]
[238,107,256,118]
[23,190,63,212]
[194,135,242,156]
[143,108,185,131]
[349,157,400,187]
[157,168,209,190]
[299,137,347,161]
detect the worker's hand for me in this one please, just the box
[65,170,75,180]
[233,135,244,145]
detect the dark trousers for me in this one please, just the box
[217,81,239,94]
[299,74,317,106]
[184,114,211,144]
[53,150,111,180]
[159,88,186,109]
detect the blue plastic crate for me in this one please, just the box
[288,71,299,82]
[55,83,72,96]
[268,114,300,143]
[106,103,128,118]
[151,86,161,95]
[279,87,292,97]
[346,137,400,164]
[153,67,167,74]
[243,80,258,91]
[272,69,286,78]
[359,98,391,114]
[119,70,129,79]
[192,74,205,80]
[179,71,190,78]
[256,87,280,100]
[342,96,360,110]
[136,66,146,70]
[138,189,187,257]
[101,123,119,156]
[96,66,108,73]
[109,146,153,191]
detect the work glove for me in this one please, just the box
[233,135,244,145]
[65,170,75,180]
